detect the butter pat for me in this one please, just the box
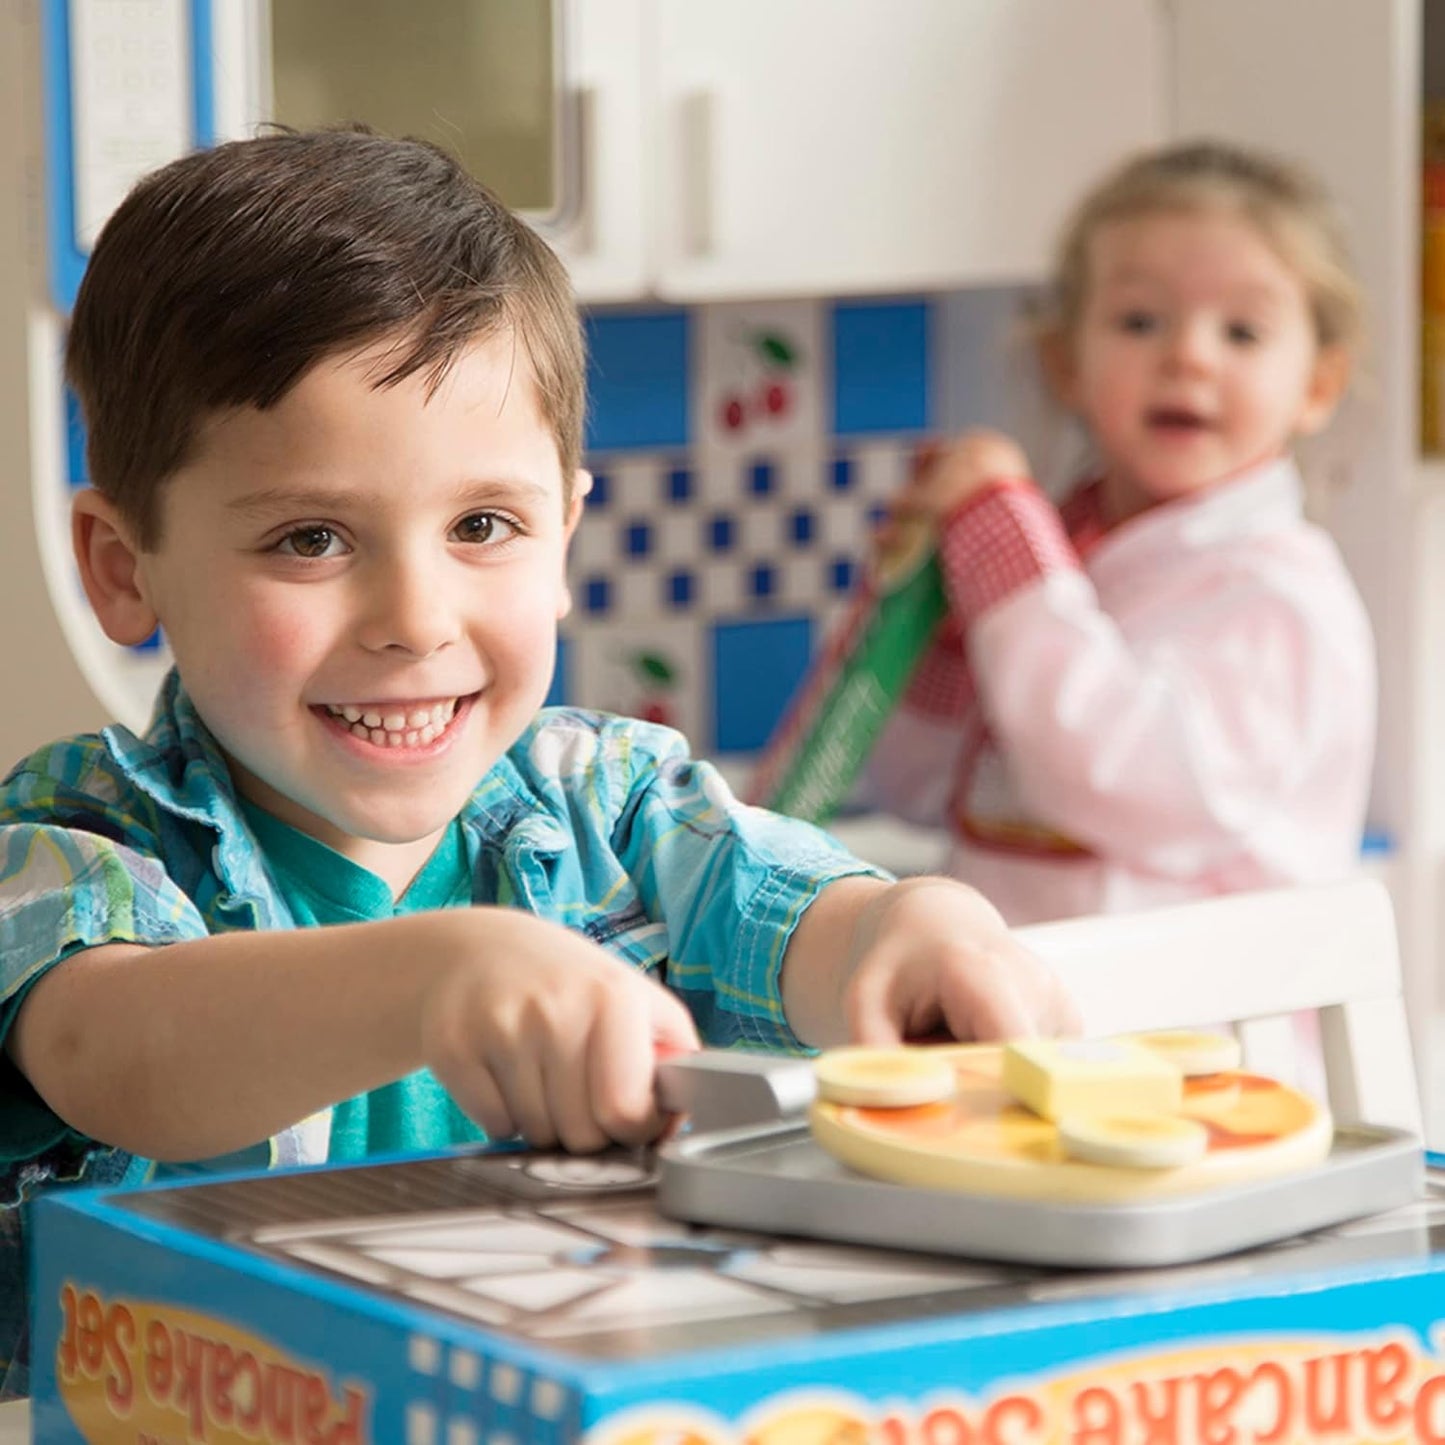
[1002,1038,1183,1122]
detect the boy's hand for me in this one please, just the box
[418,910,699,1153]
[844,878,1079,1044]
[881,429,1031,543]
[781,876,1078,1048]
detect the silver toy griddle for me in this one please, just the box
[653,1051,1422,1269]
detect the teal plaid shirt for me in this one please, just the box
[0,671,882,1396]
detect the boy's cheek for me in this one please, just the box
[186,599,321,680]
[247,610,318,668]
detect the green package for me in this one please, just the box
[750,538,947,824]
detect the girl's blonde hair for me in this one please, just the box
[1048,140,1363,356]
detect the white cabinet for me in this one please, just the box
[539,0,651,301]
[209,0,1168,304]
[549,0,1166,303]
[644,0,1166,300]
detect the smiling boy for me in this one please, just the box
[0,129,1074,1395]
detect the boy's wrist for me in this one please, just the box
[778,875,893,1047]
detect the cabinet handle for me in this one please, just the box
[679,89,715,258]
[554,85,595,254]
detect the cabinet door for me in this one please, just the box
[539,0,650,302]
[649,0,1166,300]
[264,0,650,304]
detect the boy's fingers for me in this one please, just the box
[587,986,677,1147]
[489,1047,557,1149]
[941,962,1035,1043]
[843,954,906,1047]
[543,1028,611,1155]
[652,988,702,1059]
[848,947,1067,1050]
[439,1061,516,1145]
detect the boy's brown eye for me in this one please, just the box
[288,526,335,558]
[454,513,497,543]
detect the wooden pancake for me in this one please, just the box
[809,1043,1332,1203]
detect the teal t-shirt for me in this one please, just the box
[240,802,489,1161]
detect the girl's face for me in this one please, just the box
[1058,207,1348,523]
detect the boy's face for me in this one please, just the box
[1061,208,1345,521]
[130,332,582,873]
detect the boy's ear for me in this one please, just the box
[565,469,592,540]
[1296,344,1352,437]
[555,469,591,622]
[72,490,160,646]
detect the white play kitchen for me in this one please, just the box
[3,3,1445,1438]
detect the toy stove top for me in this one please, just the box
[119,1143,1445,1365]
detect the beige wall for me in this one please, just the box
[0,5,107,766]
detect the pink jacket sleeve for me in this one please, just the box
[936,482,1376,878]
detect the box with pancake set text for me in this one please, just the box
[30,1145,1445,1445]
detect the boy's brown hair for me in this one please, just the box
[1046,139,1364,359]
[66,127,586,551]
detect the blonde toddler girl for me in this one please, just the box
[869,140,1375,926]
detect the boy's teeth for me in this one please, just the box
[326,697,459,749]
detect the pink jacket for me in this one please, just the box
[867,457,1377,925]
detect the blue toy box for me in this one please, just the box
[30,1146,1445,1445]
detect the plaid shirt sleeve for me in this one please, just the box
[599,723,889,1051]
[520,719,884,1051]
[0,742,214,1399]
[0,751,212,1161]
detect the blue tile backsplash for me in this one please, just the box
[567,297,932,755]
[830,300,932,436]
[584,311,691,453]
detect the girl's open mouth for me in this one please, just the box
[1147,407,1211,431]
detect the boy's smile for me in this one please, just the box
[113,331,582,889]
[320,696,466,751]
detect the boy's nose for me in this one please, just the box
[356,560,461,658]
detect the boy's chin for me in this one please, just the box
[330,799,467,848]
[259,787,462,853]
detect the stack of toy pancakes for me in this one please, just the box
[809,1033,1331,1203]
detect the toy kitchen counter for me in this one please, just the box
[31,1134,1445,1445]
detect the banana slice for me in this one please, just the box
[1130,1030,1242,1077]
[1058,1112,1210,1169]
[814,1047,956,1108]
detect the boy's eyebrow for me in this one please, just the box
[225,487,369,518]
[226,478,555,518]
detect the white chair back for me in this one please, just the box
[1015,879,1422,1136]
